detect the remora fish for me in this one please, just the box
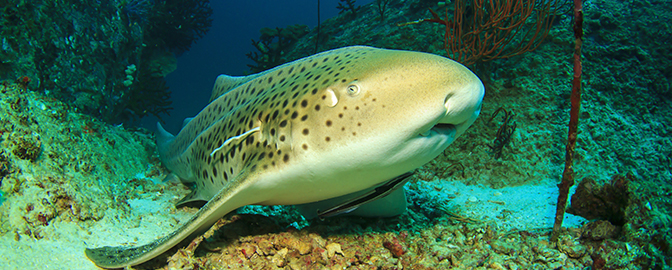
[85,46,484,268]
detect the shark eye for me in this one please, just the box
[346,84,360,96]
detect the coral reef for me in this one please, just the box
[0,0,670,268]
[279,0,671,189]
[275,0,671,267]
[0,0,212,124]
[0,152,10,179]
[375,0,392,21]
[552,0,584,242]
[109,60,173,122]
[418,0,568,65]
[0,82,171,240]
[136,203,594,269]
[120,0,154,25]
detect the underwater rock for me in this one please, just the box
[567,174,632,226]
[490,239,517,256]
[582,220,619,241]
[382,234,406,258]
[557,235,587,259]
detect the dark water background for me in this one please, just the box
[149,0,374,133]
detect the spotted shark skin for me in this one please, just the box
[85,46,484,268]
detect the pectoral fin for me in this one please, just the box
[85,172,255,268]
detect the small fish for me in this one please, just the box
[85,46,484,268]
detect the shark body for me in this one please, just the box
[85,46,484,268]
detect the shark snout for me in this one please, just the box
[438,76,485,137]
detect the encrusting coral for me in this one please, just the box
[12,137,41,162]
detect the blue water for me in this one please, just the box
[148,0,374,133]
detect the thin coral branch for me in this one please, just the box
[418,0,568,65]
[551,0,583,242]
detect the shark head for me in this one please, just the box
[314,47,483,173]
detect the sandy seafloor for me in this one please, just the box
[0,172,587,270]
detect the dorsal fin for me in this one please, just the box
[209,73,263,102]
[181,117,194,129]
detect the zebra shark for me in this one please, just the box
[85,46,484,268]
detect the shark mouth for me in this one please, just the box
[419,123,457,137]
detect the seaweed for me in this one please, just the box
[486,107,516,159]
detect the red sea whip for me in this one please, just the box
[551,0,583,242]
